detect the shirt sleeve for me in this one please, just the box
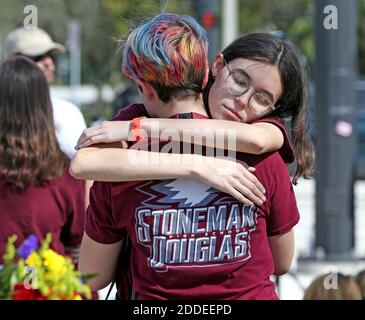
[263,154,300,236]
[60,168,86,248]
[112,103,149,121]
[253,117,295,164]
[84,181,126,244]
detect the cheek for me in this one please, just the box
[208,84,221,117]
[209,80,225,104]
[36,62,45,71]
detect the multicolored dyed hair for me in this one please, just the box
[121,13,209,103]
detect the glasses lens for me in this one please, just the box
[249,93,273,114]
[225,72,249,96]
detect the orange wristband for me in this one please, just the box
[130,117,145,142]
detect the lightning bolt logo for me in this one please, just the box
[136,179,221,208]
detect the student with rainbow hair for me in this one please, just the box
[75,13,300,300]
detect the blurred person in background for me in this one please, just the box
[355,270,365,299]
[4,27,86,159]
[112,80,141,117]
[303,272,362,300]
[0,56,85,267]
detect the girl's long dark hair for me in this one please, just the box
[0,57,68,188]
[204,32,315,184]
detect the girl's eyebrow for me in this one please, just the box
[233,68,275,102]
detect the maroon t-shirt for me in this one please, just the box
[0,166,86,264]
[85,104,299,300]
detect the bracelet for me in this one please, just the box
[130,117,145,142]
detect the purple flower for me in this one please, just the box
[17,235,39,259]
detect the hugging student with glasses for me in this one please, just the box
[73,32,315,202]
[223,57,277,115]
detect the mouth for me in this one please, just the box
[223,106,242,121]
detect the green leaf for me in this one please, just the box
[0,265,17,300]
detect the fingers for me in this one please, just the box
[226,164,266,204]
[214,159,266,205]
[77,134,108,149]
[237,164,266,195]
[241,174,266,203]
[225,186,254,206]
[231,180,264,206]
[75,127,100,148]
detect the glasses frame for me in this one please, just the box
[223,58,277,115]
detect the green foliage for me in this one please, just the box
[0,236,18,299]
[0,0,363,119]
[0,265,16,300]
[238,0,314,68]
[358,0,365,74]
[0,234,93,300]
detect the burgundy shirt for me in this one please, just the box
[85,104,299,300]
[0,166,86,263]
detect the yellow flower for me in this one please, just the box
[73,295,83,300]
[42,249,67,276]
[25,251,41,267]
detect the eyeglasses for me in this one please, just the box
[223,59,277,115]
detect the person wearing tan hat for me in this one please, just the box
[4,27,86,159]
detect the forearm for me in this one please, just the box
[79,233,123,291]
[141,119,282,154]
[70,147,205,182]
[70,145,267,206]
[268,230,295,276]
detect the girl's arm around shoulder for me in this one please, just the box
[248,122,284,154]
[75,118,285,155]
[147,118,285,154]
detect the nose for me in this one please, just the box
[235,89,253,109]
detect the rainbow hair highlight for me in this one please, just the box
[121,13,209,102]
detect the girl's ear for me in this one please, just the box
[201,59,209,89]
[211,53,225,79]
[134,79,157,101]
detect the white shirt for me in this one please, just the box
[51,95,86,159]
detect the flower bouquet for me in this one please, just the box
[0,234,94,300]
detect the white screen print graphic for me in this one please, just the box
[135,179,258,271]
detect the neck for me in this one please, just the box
[154,95,207,118]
